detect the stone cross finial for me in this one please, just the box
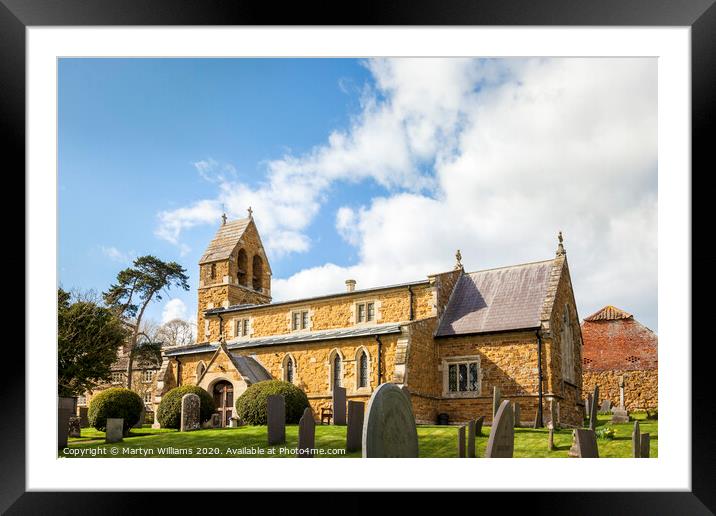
[556,231,566,256]
[221,213,227,225]
[247,206,253,218]
[455,249,463,270]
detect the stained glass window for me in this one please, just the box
[359,351,368,388]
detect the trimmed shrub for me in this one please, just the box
[88,387,144,433]
[156,385,215,429]
[235,380,309,425]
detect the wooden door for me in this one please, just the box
[213,381,234,427]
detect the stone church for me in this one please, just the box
[154,214,585,427]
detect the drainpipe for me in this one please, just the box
[407,286,414,321]
[375,335,382,385]
[217,313,225,341]
[535,330,544,428]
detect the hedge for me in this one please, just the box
[156,385,215,429]
[235,380,309,425]
[88,387,144,433]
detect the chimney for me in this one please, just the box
[345,279,356,292]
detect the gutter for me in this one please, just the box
[535,329,544,428]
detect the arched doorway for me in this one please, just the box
[213,381,234,427]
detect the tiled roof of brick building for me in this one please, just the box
[584,305,633,321]
[199,218,251,264]
[436,259,555,336]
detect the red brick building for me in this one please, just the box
[581,305,657,411]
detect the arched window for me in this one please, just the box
[283,354,296,383]
[196,361,206,380]
[359,350,369,388]
[209,263,216,280]
[333,353,342,389]
[252,255,264,291]
[237,249,248,286]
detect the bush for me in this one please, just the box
[595,425,616,440]
[88,387,144,433]
[235,380,309,425]
[156,385,215,429]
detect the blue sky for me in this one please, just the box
[59,57,658,331]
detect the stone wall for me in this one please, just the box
[583,369,658,410]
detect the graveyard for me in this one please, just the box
[59,412,657,459]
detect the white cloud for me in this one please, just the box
[156,58,658,330]
[161,298,189,324]
[100,245,133,264]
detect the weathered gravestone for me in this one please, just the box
[474,415,484,437]
[58,408,72,449]
[180,393,201,432]
[58,396,77,413]
[362,383,418,458]
[333,386,347,425]
[211,413,221,428]
[458,425,466,457]
[106,418,124,443]
[585,395,592,422]
[611,407,629,424]
[599,400,612,414]
[267,394,286,445]
[346,400,365,453]
[68,416,81,438]
[589,386,599,431]
[550,398,560,430]
[640,433,651,458]
[570,429,599,458]
[297,407,315,457]
[467,420,476,458]
[548,425,555,451]
[632,421,641,458]
[513,402,521,428]
[133,406,146,428]
[78,406,89,428]
[485,400,514,458]
[492,386,501,419]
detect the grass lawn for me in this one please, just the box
[60,413,656,458]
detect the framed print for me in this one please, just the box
[3,0,712,512]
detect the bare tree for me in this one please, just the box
[156,318,195,348]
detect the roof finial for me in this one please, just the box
[247,206,253,219]
[556,231,566,256]
[455,249,463,270]
[221,212,227,225]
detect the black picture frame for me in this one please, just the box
[3,1,710,513]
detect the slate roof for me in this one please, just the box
[584,305,633,322]
[164,323,404,357]
[199,218,251,264]
[229,355,272,383]
[436,259,555,337]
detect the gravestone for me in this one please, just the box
[78,406,89,428]
[550,399,560,430]
[589,386,599,431]
[346,401,365,453]
[485,400,514,458]
[106,418,124,443]
[458,425,466,457]
[548,426,555,451]
[297,407,315,457]
[632,421,641,458]
[599,400,612,414]
[475,415,484,437]
[133,406,146,428]
[58,396,77,413]
[267,394,286,445]
[640,433,651,458]
[585,395,592,423]
[68,416,81,438]
[211,413,221,428]
[58,408,72,449]
[619,375,626,409]
[362,383,418,458]
[180,393,201,432]
[467,420,476,458]
[513,402,521,428]
[492,386,501,418]
[570,429,599,458]
[332,386,347,425]
[611,407,629,424]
